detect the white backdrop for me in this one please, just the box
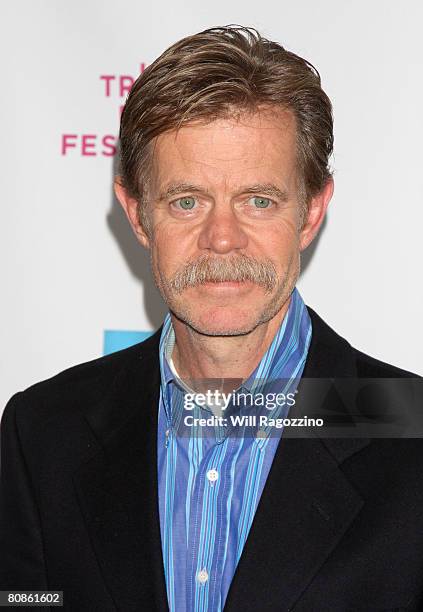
[2,0,422,409]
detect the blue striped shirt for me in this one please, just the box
[157,288,312,611]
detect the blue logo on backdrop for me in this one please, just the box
[103,330,153,355]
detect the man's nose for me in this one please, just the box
[197,203,248,254]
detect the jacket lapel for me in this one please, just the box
[223,307,370,611]
[73,331,169,612]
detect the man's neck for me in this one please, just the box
[170,298,291,384]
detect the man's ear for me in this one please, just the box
[114,177,151,249]
[299,177,334,251]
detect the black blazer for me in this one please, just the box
[1,307,422,611]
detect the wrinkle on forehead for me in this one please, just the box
[149,107,298,195]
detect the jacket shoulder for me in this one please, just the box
[2,329,162,428]
[306,306,420,379]
[352,347,419,378]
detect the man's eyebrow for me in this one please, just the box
[157,182,290,202]
[238,184,290,202]
[157,183,209,201]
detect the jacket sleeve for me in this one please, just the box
[0,392,48,590]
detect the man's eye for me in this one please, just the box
[176,197,196,210]
[250,196,272,209]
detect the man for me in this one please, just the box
[1,26,422,612]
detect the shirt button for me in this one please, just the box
[256,428,267,440]
[207,469,219,483]
[197,568,209,584]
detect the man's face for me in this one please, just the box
[126,108,329,336]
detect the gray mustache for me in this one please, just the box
[168,255,278,294]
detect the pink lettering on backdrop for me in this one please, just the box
[81,135,97,156]
[100,75,115,97]
[61,62,146,156]
[61,134,78,155]
[61,134,117,156]
[119,76,134,97]
[102,135,117,156]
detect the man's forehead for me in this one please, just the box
[149,107,298,191]
[155,107,296,149]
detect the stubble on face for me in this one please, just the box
[150,248,301,337]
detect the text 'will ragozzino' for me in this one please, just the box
[182,390,324,429]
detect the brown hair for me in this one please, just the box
[118,25,333,228]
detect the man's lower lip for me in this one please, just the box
[201,281,250,288]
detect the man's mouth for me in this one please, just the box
[202,279,248,285]
[196,279,256,291]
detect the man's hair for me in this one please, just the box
[118,25,334,229]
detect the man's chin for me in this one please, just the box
[176,309,270,337]
[188,323,256,337]
[163,285,290,337]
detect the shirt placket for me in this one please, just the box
[186,401,237,612]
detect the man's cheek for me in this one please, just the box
[153,247,179,278]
